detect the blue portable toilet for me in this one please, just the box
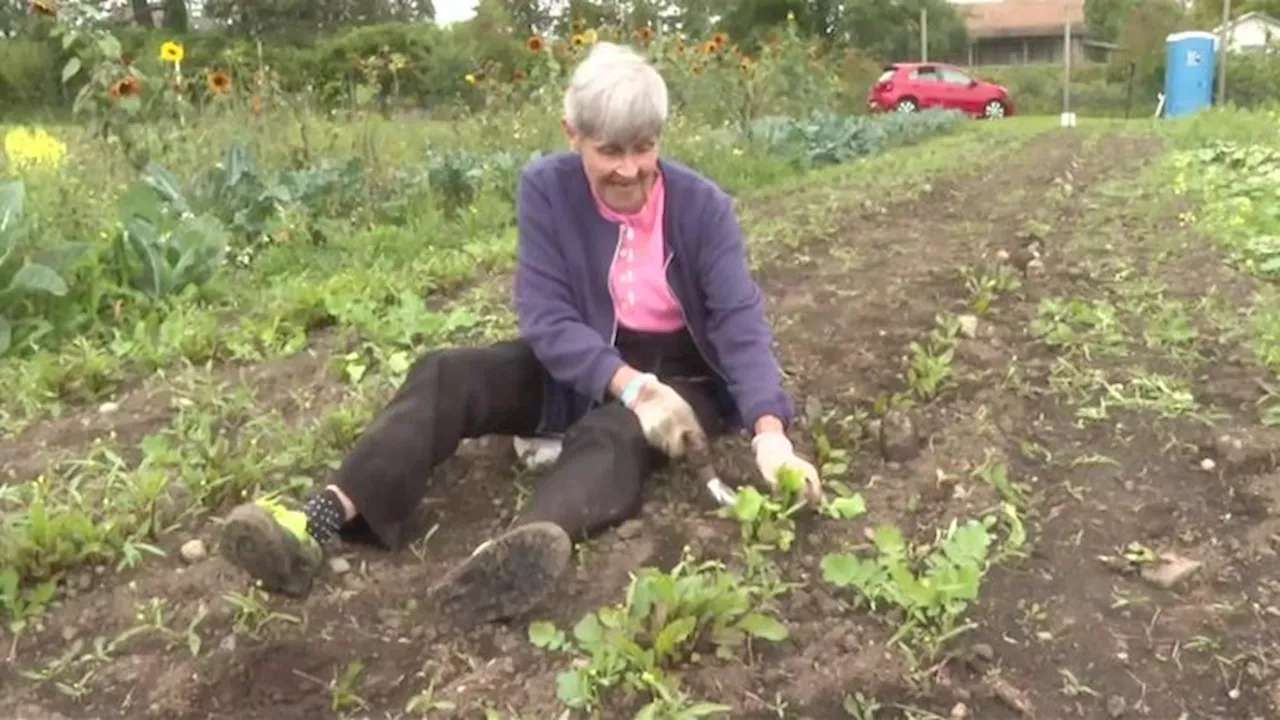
[1162,31,1218,118]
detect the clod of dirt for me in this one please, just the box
[1009,247,1038,268]
[957,314,979,339]
[616,519,644,540]
[970,643,996,664]
[879,409,919,462]
[950,702,970,719]
[157,482,196,527]
[99,401,120,414]
[984,672,1035,716]
[1025,258,1047,277]
[1211,429,1280,474]
[804,395,823,425]
[1139,552,1203,589]
[1107,695,1128,717]
[11,705,73,720]
[179,539,207,563]
[328,556,351,574]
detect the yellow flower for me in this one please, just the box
[465,73,477,85]
[160,41,185,65]
[3,126,68,172]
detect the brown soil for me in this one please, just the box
[4,125,1280,720]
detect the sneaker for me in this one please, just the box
[219,496,325,598]
[429,521,572,627]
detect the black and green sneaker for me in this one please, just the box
[219,496,326,598]
[429,521,573,628]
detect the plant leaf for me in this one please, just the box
[7,263,68,297]
[61,56,82,83]
[526,620,559,648]
[737,612,788,642]
[0,179,23,237]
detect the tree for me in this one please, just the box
[1086,0,1142,42]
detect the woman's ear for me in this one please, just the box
[561,117,579,150]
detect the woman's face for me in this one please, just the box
[565,120,660,214]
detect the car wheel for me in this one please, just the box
[983,100,1007,119]
[895,98,918,113]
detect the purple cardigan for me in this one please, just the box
[513,151,795,436]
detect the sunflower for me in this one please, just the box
[207,70,232,95]
[634,26,653,44]
[110,76,141,98]
[512,69,528,83]
[527,35,545,53]
[711,32,729,49]
[29,0,56,18]
[738,56,755,73]
[701,40,718,55]
[571,33,585,47]
[160,41,185,65]
[691,63,704,77]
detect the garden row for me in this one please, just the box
[0,107,972,625]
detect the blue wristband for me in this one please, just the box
[620,373,655,407]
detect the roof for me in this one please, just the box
[955,0,1087,40]
[1212,10,1280,33]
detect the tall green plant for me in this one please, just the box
[0,180,71,356]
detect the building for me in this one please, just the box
[1213,11,1280,53]
[951,0,1112,65]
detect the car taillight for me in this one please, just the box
[876,82,893,92]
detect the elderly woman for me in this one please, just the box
[218,42,822,627]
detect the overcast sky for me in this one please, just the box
[435,0,478,25]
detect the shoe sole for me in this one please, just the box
[430,521,572,627]
[220,504,317,598]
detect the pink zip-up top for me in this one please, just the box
[592,173,686,332]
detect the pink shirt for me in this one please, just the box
[593,174,686,333]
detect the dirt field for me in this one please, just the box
[4,122,1280,719]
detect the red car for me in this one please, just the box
[867,62,1014,119]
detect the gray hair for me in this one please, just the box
[563,42,669,145]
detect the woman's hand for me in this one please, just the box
[752,431,822,503]
[618,372,709,459]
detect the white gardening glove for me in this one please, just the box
[752,431,822,503]
[622,373,709,459]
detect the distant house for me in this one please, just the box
[1213,11,1280,53]
[949,0,1114,65]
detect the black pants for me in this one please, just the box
[334,329,726,550]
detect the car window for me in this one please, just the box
[939,67,973,85]
[909,66,940,82]
[877,69,895,83]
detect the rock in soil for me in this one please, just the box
[879,409,919,462]
[1107,695,1127,717]
[179,539,207,564]
[957,314,979,339]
